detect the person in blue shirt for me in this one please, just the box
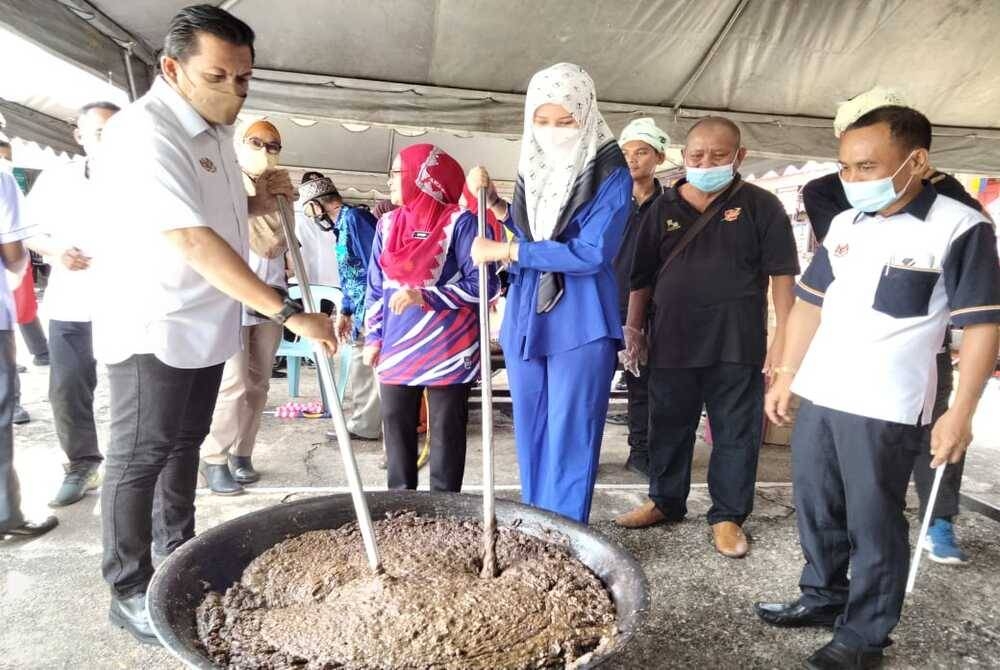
[300,176,381,440]
[468,62,631,524]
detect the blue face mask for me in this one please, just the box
[686,163,735,193]
[840,151,916,213]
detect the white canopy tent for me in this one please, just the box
[3,0,999,188]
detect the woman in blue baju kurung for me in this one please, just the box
[469,63,632,523]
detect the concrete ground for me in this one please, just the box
[2,340,999,669]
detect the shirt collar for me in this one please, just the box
[853,182,937,223]
[150,76,213,139]
[633,178,663,209]
[900,182,937,221]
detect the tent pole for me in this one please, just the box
[122,44,138,102]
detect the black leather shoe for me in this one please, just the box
[755,599,842,628]
[3,515,58,537]
[109,593,160,645]
[12,405,30,425]
[228,456,260,484]
[200,462,244,496]
[50,463,101,507]
[805,640,884,669]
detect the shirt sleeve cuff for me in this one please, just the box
[515,241,535,269]
[950,305,1000,327]
[795,281,825,306]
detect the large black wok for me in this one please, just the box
[147,491,649,668]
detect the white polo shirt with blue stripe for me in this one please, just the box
[792,184,1000,425]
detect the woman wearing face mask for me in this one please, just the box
[363,143,498,492]
[198,119,289,494]
[467,62,632,524]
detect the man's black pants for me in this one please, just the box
[48,320,101,470]
[380,383,470,492]
[648,363,763,525]
[793,399,923,650]
[625,364,649,459]
[101,354,223,597]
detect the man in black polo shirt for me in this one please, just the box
[613,117,669,477]
[615,116,800,559]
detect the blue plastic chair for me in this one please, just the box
[276,284,351,399]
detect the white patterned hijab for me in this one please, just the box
[517,63,615,241]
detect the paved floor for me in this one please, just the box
[3,343,999,669]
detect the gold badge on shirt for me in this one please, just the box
[664,219,681,232]
[199,157,217,173]
[722,207,741,222]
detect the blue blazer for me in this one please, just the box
[500,166,632,360]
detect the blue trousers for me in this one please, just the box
[505,338,617,524]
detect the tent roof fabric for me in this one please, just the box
[4,0,1000,174]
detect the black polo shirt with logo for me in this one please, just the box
[631,176,800,369]
[614,178,663,323]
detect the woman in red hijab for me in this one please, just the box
[363,144,498,491]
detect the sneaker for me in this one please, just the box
[925,518,969,565]
[12,405,30,425]
[614,374,628,392]
[33,353,50,366]
[50,464,102,507]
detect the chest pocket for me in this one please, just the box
[873,263,940,318]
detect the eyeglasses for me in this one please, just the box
[245,136,282,155]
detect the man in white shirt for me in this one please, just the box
[92,5,336,645]
[26,101,119,508]
[756,105,1000,669]
[0,145,58,539]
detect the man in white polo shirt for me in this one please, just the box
[25,101,119,508]
[91,5,337,645]
[755,106,1000,669]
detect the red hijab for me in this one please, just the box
[380,144,465,286]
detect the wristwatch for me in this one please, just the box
[270,297,304,325]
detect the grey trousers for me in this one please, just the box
[912,349,965,519]
[0,331,24,532]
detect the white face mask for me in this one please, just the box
[237,144,279,177]
[533,125,581,157]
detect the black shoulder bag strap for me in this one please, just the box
[653,180,745,288]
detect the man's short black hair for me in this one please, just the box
[0,140,11,150]
[162,4,255,63]
[845,105,932,151]
[301,171,324,184]
[687,116,742,147]
[76,101,121,125]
